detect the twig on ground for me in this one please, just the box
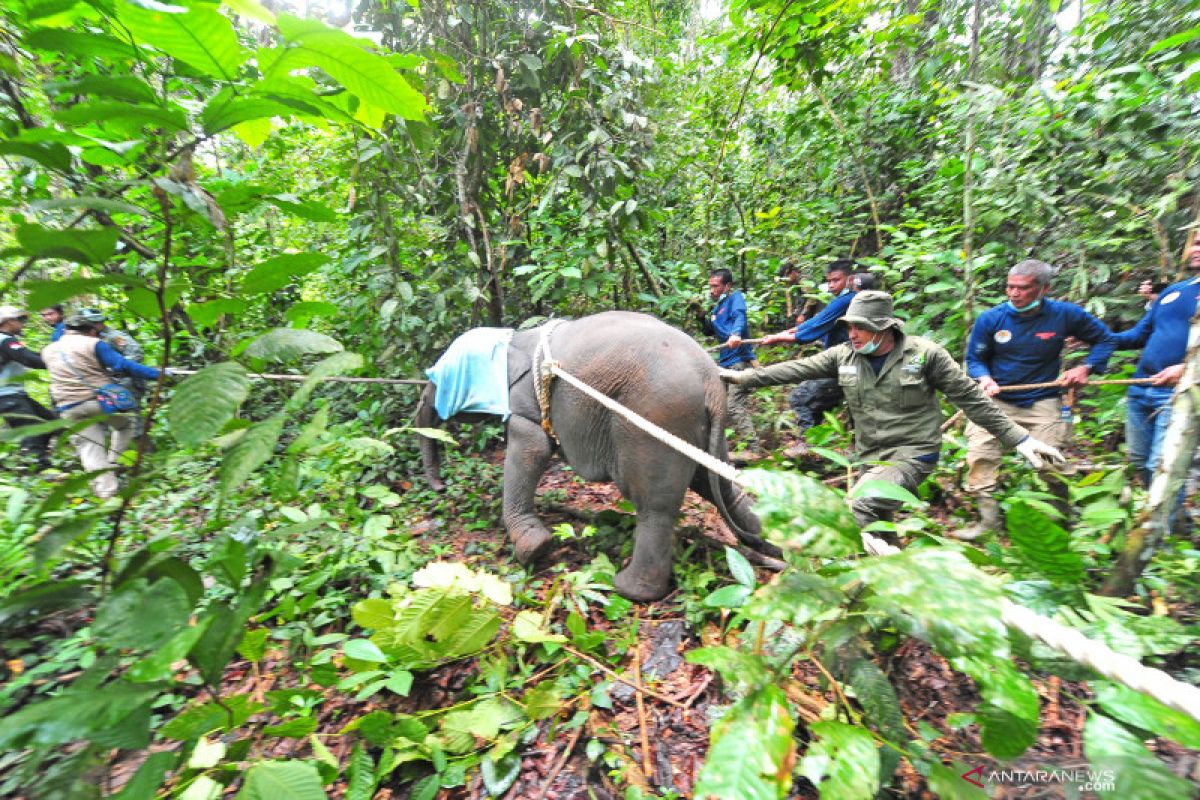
[632,613,653,778]
[561,646,687,709]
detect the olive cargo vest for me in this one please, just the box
[43,332,110,406]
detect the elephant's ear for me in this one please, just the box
[507,347,533,390]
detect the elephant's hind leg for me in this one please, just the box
[613,454,692,602]
[503,415,555,565]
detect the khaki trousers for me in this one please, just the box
[725,360,760,451]
[965,397,1071,494]
[61,400,136,498]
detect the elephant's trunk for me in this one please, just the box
[414,382,446,491]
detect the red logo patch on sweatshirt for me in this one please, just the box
[1034,331,1057,340]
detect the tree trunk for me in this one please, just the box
[961,0,983,333]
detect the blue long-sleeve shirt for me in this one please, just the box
[966,299,1115,407]
[50,322,64,342]
[96,340,160,380]
[793,291,855,349]
[1110,276,1199,378]
[704,290,755,368]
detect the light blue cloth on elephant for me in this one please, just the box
[426,327,515,420]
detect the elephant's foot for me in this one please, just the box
[511,522,553,565]
[613,564,672,602]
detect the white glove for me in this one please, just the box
[718,368,747,384]
[164,367,184,377]
[1015,436,1065,470]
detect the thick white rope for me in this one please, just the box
[548,364,742,485]
[549,363,1200,723]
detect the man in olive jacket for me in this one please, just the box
[721,291,1066,534]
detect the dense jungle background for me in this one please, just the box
[2,0,1200,797]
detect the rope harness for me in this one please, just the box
[547,362,1200,723]
[532,320,567,443]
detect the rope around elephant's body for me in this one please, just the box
[547,362,1200,724]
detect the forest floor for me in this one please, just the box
[152,451,1199,800]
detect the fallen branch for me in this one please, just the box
[561,645,688,709]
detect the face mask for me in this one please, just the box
[855,332,882,355]
[1007,290,1044,313]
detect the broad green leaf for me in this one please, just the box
[265,194,339,222]
[352,597,395,630]
[240,252,331,294]
[343,638,387,662]
[284,301,338,324]
[522,682,562,721]
[1094,681,1200,748]
[848,478,925,507]
[0,139,72,172]
[0,682,158,749]
[345,745,376,800]
[237,628,270,662]
[412,426,458,445]
[244,329,343,362]
[269,14,426,120]
[127,618,212,682]
[850,548,1008,657]
[0,579,92,630]
[1147,24,1200,54]
[237,760,327,800]
[161,695,263,740]
[24,28,135,60]
[16,225,121,266]
[219,413,284,496]
[439,609,503,660]
[112,751,177,800]
[1083,713,1192,799]
[848,659,905,779]
[117,1,249,81]
[953,657,1039,759]
[702,583,752,608]
[222,0,276,24]
[686,645,770,688]
[725,545,756,588]
[512,610,567,643]
[93,577,191,650]
[440,698,523,742]
[187,298,247,328]
[55,100,188,132]
[29,196,150,216]
[742,571,845,627]
[1007,501,1084,585]
[170,362,251,447]
[263,717,319,737]
[125,280,187,319]
[289,351,363,408]
[45,75,159,104]
[799,721,880,800]
[33,516,97,565]
[739,469,860,558]
[200,90,296,135]
[695,685,795,800]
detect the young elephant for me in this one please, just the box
[414,311,769,601]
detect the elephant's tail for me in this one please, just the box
[704,382,764,549]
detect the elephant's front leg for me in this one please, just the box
[502,415,555,565]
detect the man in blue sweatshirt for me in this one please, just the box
[700,268,760,457]
[1110,244,1199,523]
[749,260,861,458]
[958,259,1115,538]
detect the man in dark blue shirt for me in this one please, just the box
[40,305,65,343]
[957,259,1115,539]
[1110,244,1199,528]
[700,268,759,457]
[751,261,859,457]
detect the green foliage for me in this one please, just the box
[694,685,795,800]
[1007,500,1085,585]
[237,760,328,800]
[799,721,880,799]
[1083,713,1193,799]
[169,362,251,447]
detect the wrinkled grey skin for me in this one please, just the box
[415,311,770,601]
